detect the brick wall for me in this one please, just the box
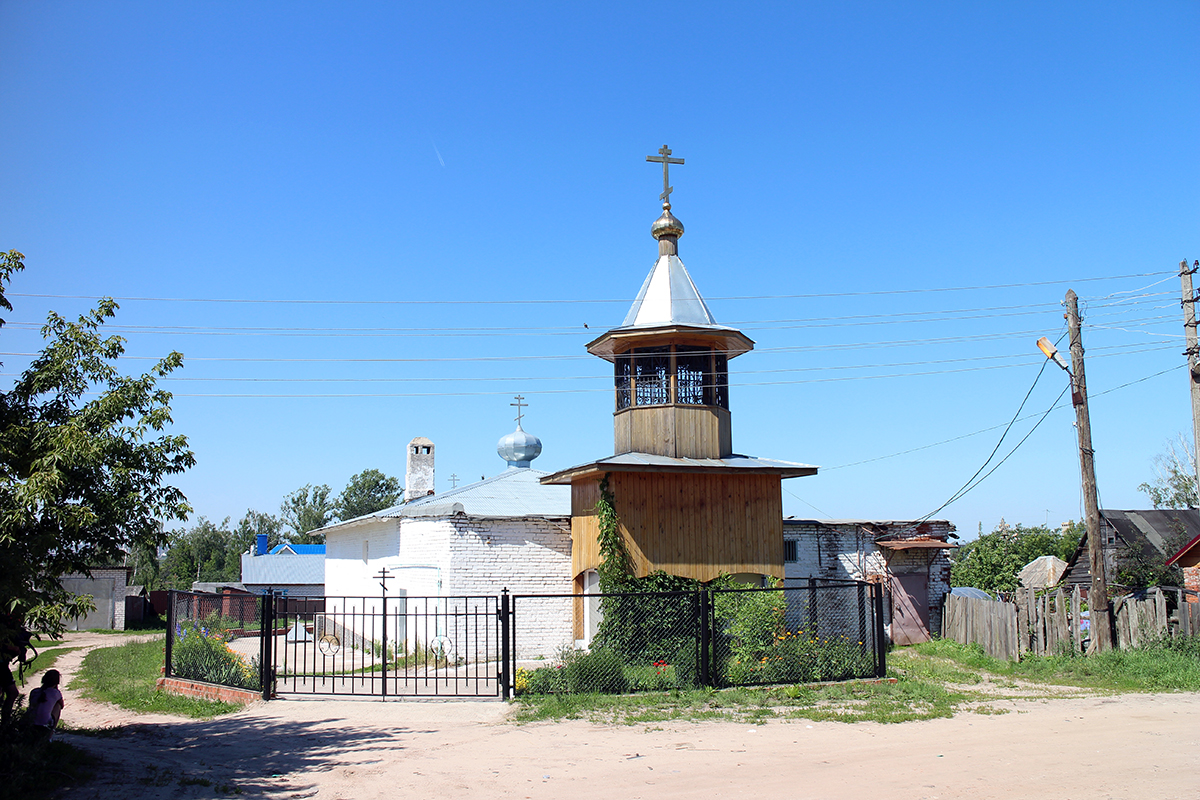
[447,516,573,659]
[1185,564,1200,600]
[156,676,259,704]
[783,520,955,638]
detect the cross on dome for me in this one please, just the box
[646,145,684,207]
[511,395,527,429]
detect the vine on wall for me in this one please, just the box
[595,474,633,592]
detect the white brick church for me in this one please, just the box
[321,421,576,655]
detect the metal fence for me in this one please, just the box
[165,580,884,700]
[165,590,266,696]
[270,593,501,698]
[509,580,885,697]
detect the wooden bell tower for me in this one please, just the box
[542,146,817,598]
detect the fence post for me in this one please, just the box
[872,582,887,678]
[806,577,818,639]
[699,589,711,689]
[499,589,511,700]
[164,590,175,678]
[259,590,273,701]
[857,583,868,660]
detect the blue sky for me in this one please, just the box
[1,1,1196,539]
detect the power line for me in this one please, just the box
[7,270,1172,307]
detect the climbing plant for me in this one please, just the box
[595,474,632,592]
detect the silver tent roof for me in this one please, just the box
[621,254,726,329]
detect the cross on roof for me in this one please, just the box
[511,395,527,428]
[646,144,684,206]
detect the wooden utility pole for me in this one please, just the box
[1178,259,1200,495]
[1066,290,1112,652]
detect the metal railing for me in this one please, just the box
[507,580,885,698]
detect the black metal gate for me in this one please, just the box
[264,590,502,698]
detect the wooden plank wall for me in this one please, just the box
[1113,588,1169,649]
[942,594,1019,660]
[568,471,784,582]
[613,406,729,458]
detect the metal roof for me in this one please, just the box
[322,467,570,531]
[240,553,325,585]
[541,452,818,485]
[270,543,326,555]
[620,254,727,329]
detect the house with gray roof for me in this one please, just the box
[320,427,574,657]
[240,540,326,596]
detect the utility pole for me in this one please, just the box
[1178,259,1200,495]
[1066,290,1112,652]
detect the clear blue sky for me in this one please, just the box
[2,1,1197,540]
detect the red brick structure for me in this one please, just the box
[1167,531,1200,602]
[155,676,261,705]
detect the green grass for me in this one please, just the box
[513,678,966,725]
[908,637,1200,693]
[74,639,243,718]
[514,636,1200,725]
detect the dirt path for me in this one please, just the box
[43,634,1200,799]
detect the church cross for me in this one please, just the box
[511,395,527,427]
[646,145,684,205]
[449,473,459,489]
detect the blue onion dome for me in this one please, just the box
[497,425,543,468]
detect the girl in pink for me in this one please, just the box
[27,669,63,737]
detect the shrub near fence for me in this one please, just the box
[168,591,262,692]
[512,581,883,696]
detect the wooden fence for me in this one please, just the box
[943,586,1198,661]
[942,594,1018,660]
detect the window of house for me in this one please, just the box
[784,539,798,563]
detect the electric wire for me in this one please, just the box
[6,270,1173,307]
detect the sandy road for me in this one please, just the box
[35,633,1200,799]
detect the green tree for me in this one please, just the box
[336,468,402,521]
[280,484,335,544]
[129,539,164,590]
[1137,436,1197,509]
[232,508,283,555]
[950,520,1082,593]
[159,517,239,589]
[0,251,194,634]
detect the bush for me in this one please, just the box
[564,648,628,694]
[172,616,259,691]
[519,664,568,695]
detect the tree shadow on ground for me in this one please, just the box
[62,713,434,798]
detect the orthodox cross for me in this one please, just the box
[376,567,392,595]
[646,144,684,205]
[449,473,459,489]
[511,394,527,427]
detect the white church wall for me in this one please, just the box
[447,516,573,659]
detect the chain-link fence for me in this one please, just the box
[510,580,883,696]
[166,590,265,693]
[716,581,882,687]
